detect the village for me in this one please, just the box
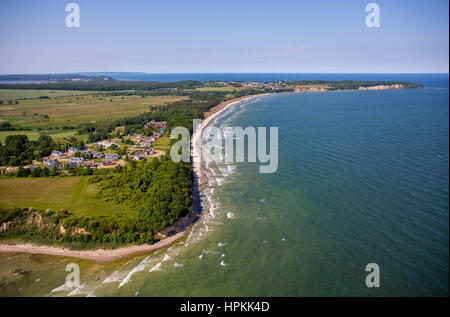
[1,121,168,174]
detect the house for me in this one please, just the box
[50,150,64,158]
[92,152,105,159]
[69,157,85,166]
[84,160,97,167]
[141,148,155,157]
[105,153,120,160]
[98,140,117,149]
[143,120,167,130]
[43,158,59,168]
[67,147,81,154]
[140,137,155,148]
[132,152,143,161]
[101,160,115,166]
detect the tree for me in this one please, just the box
[4,135,29,155]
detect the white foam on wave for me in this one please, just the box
[68,283,90,297]
[149,262,162,273]
[216,177,226,186]
[202,249,219,255]
[227,165,237,173]
[220,260,229,267]
[102,270,122,284]
[203,220,223,225]
[86,291,96,297]
[119,256,153,288]
[162,254,172,262]
[50,283,74,293]
[226,212,235,219]
[174,263,184,268]
[218,242,228,247]
[218,166,232,177]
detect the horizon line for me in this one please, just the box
[0,72,449,76]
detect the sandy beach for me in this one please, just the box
[0,230,188,263]
[192,93,271,187]
[0,93,268,263]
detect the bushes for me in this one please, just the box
[0,208,156,250]
[0,156,192,250]
[94,155,193,231]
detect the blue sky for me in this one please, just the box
[0,0,448,73]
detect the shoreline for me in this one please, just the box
[0,229,189,264]
[192,93,272,188]
[0,87,420,263]
[0,93,269,263]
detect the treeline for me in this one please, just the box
[90,155,193,231]
[290,80,423,90]
[0,80,202,91]
[0,155,193,249]
[78,92,223,143]
[0,208,155,250]
[0,134,84,166]
[0,74,113,82]
[0,122,33,132]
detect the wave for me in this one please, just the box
[102,270,122,284]
[226,212,235,219]
[149,262,162,273]
[68,283,90,297]
[50,283,74,293]
[119,256,153,288]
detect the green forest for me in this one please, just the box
[0,155,193,249]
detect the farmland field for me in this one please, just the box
[0,89,95,100]
[0,176,134,217]
[0,94,188,129]
[0,130,89,143]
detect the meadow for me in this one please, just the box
[0,130,89,143]
[0,176,134,218]
[0,89,96,101]
[0,94,188,129]
[152,135,171,151]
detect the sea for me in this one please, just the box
[0,73,448,296]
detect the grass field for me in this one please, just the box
[0,89,96,101]
[152,136,171,151]
[0,130,89,143]
[0,94,188,129]
[0,176,134,217]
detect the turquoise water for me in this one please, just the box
[0,77,448,296]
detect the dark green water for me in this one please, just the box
[1,77,448,296]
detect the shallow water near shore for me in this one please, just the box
[0,75,448,296]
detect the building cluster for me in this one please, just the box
[13,122,166,173]
[143,120,167,133]
[240,81,284,90]
[203,80,286,90]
